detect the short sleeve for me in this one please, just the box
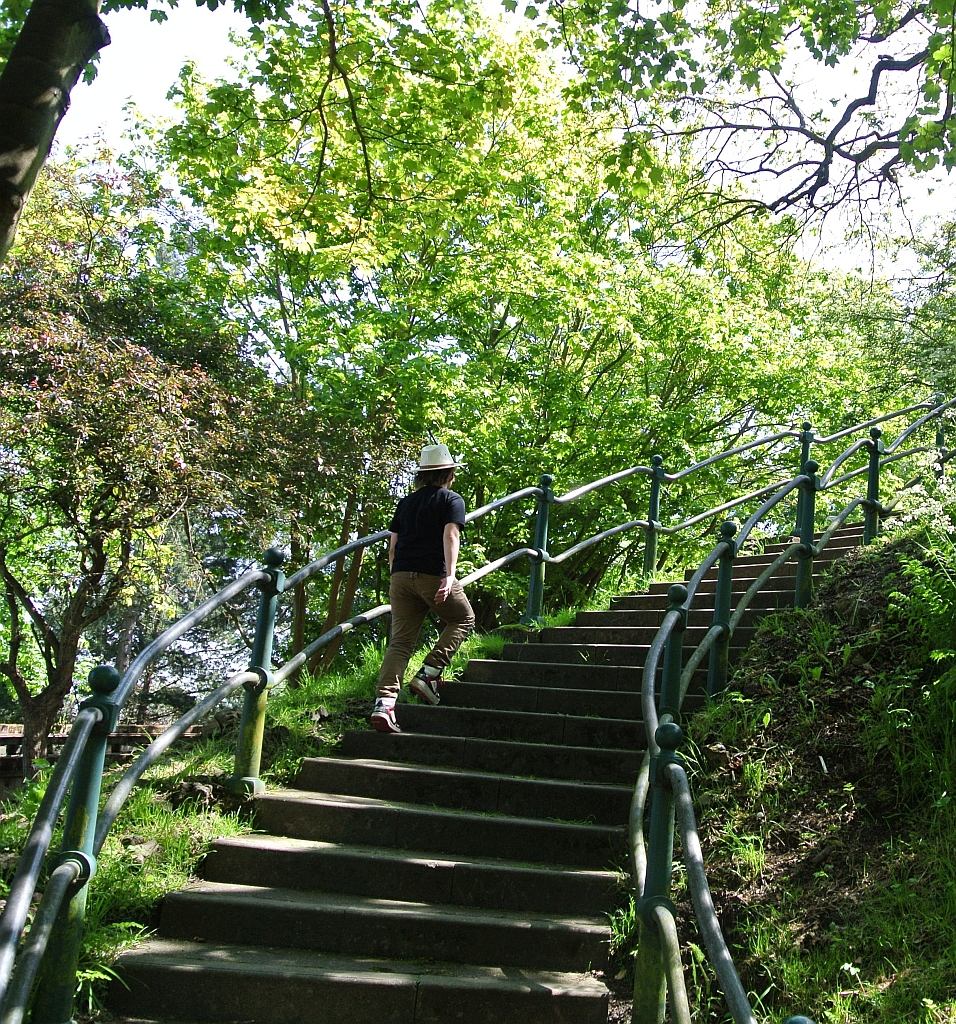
[446,492,466,528]
[388,497,405,533]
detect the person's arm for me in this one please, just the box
[436,522,461,603]
[388,532,397,571]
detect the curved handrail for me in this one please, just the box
[884,398,956,453]
[666,429,800,482]
[819,438,869,486]
[0,860,80,1024]
[813,400,937,445]
[654,902,693,1024]
[554,466,653,504]
[629,403,956,1023]
[734,479,803,550]
[284,532,390,591]
[684,543,728,607]
[629,754,651,895]
[93,671,258,852]
[0,707,101,1004]
[641,611,679,755]
[113,572,269,708]
[669,762,757,1024]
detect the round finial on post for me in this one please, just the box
[651,454,664,468]
[720,520,738,540]
[803,460,819,475]
[784,1017,815,1024]
[655,721,683,751]
[667,583,688,607]
[801,421,812,432]
[88,665,120,695]
[870,426,883,441]
[262,547,286,568]
[540,473,554,489]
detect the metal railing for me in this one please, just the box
[628,397,956,1024]
[0,395,950,1023]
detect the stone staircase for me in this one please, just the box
[109,525,864,1024]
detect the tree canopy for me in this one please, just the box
[521,0,954,224]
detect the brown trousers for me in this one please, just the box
[377,572,475,699]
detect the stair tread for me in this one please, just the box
[210,833,620,881]
[117,938,610,992]
[172,881,608,930]
[341,730,642,784]
[257,789,626,835]
[298,756,632,794]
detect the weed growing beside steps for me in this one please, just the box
[677,528,956,1023]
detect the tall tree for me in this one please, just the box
[144,6,892,621]
[0,157,279,770]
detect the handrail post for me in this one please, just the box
[794,461,818,609]
[794,422,813,535]
[643,456,665,577]
[229,547,286,795]
[32,666,121,1024]
[863,427,884,545]
[707,522,737,697]
[634,722,684,1024]
[521,474,553,625]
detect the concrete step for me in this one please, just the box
[293,757,632,825]
[574,607,762,628]
[760,525,864,550]
[202,835,620,917]
[111,940,611,1024]
[159,883,609,972]
[462,660,643,691]
[534,624,756,647]
[610,588,795,611]
[647,571,832,596]
[394,703,643,750]
[255,790,627,869]
[682,552,847,582]
[440,680,651,719]
[341,730,641,784]
[501,642,706,670]
[726,543,857,569]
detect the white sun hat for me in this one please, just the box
[418,443,466,471]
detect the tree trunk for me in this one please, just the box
[317,507,370,671]
[305,491,357,676]
[288,525,308,686]
[19,636,78,779]
[0,0,110,263]
[114,602,137,676]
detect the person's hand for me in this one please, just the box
[436,576,455,603]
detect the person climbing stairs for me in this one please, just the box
[109,525,865,1024]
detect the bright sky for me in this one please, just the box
[54,4,247,151]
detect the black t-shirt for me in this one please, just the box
[389,486,466,576]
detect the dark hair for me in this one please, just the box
[414,467,455,489]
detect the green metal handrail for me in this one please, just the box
[630,401,956,1024]
[0,397,950,1023]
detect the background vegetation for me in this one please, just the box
[1,0,956,1019]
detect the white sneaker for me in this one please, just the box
[370,699,400,733]
[409,667,442,705]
